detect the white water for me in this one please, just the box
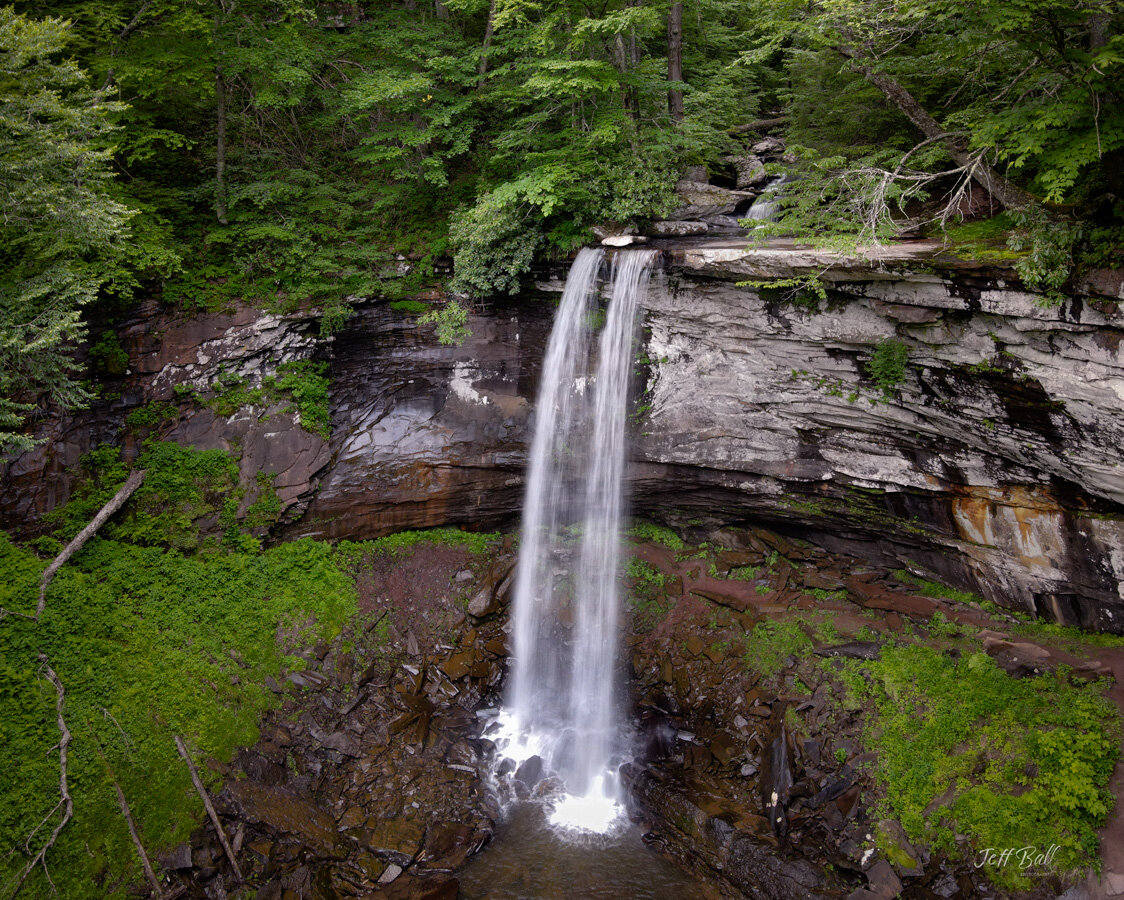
[502,247,657,834]
[744,174,788,221]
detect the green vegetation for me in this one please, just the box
[389,299,431,315]
[193,359,331,439]
[627,520,686,551]
[892,569,982,605]
[337,527,502,564]
[3,0,1121,446]
[0,508,359,898]
[840,644,1120,888]
[626,556,672,631]
[868,339,910,398]
[123,401,178,431]
[742,619,814,678]
[2,438,510,897]
[737,275,828,312]
[0,7,135,452]
[1011,619,1124,653]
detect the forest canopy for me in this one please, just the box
[2,0,1122,445]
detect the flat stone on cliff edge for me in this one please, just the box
[601,234,649,247]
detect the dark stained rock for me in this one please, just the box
[816,641,883,661]
[623,763,827,899]
[416,820,490,871]
[514,755,545,790]
[759,716,794,837]
[224,781,344,859]
[368,817,427,863]
[363,874,460,900]
[865,858,904,898]
[161,843,194,870]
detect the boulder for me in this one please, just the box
[671,180,756,221]
[726,153,770,189]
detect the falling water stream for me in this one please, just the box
[492,246,655,829]
[462,248,710,897]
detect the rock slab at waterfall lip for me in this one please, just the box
[601,234,649,247]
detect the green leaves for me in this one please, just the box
[846,644,1120,889]
[0,7,135,451]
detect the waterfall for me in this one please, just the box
[501,246,657,833]
[743,174,789,221]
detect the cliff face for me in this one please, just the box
[3,243,1122,630]
[633,243,1124,632]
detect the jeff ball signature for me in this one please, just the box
[975,845,1060,871]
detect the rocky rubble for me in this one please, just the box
[620,525,1118,900]
[162,540,516,900]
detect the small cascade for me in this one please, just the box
[496,246,658,834]
[743,174,789,222]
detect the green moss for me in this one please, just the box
[892,569,982,604]
[1010,620,1124,652]
[336,527,501,565]
[941,212,1022,262]
[389,299,430,314]
[812,587,846,602]
[841,644,1120,889]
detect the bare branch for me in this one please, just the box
[31,470,147,621]
[6,659,73,900]
[173,737,243,883]
[92,735,163,898]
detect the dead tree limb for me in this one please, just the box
[91,734,162,898]
[835,44,1036,210]
[31,470,146,621]
[173,737,242,883]
[6,659,73,900]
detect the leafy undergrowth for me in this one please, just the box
[0,440,369,897]
[841,644,1120,890]
[0,535,358,899]
[337,526,502,561]
[186,358,332,440]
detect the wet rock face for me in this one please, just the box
[634,244,1124,632]
[289,296,554,541]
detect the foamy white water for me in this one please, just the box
[501,247,657,834]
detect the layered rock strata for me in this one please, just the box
[632,241,1124,632]
[3,242,1122,630]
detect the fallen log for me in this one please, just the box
[34,469,147,620]
[174,736,243,883]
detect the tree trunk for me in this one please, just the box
[667,2,684,121]
[215,62,229,225]
[839,48,1035,210]
[478,0,496,77]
